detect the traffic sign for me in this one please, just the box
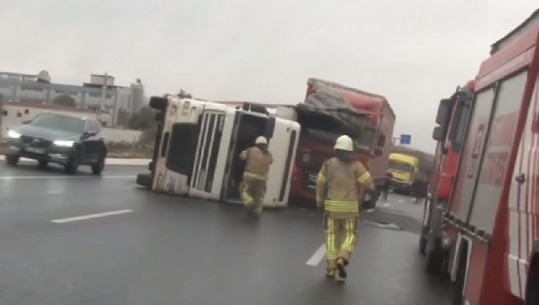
[400,134,412,145]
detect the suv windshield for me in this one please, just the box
[29,113,85,134]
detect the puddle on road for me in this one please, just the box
[364,220,403,231]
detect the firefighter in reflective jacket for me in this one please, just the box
[316,135,375,279]
[239,136,273,218]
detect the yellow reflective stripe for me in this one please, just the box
[358,172,371,183]
[325,206,359,212]
[244,172,267,180]
[325,200,359,212]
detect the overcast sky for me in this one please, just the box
[0,0,537,151]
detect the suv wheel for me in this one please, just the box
[6,155,19,166]
[92,149,106,175]
[65,150,80,175]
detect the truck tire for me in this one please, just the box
[6,155,19,166]
[525,252,538,304]
[426,238,444,276]
[136,173,153,189]
[452,241,469,305]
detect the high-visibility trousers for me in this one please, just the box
[324,215,359,269]
[240,175,267,214]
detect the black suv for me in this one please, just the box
[5,112,107,175]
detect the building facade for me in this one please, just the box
[0,70,146,127]
[0,102,142,142]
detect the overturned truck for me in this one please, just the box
[282,78,396,208]
[136,95,300,208]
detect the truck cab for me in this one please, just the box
[388,152,419,193]
[289,78,394,208]
[136,95,300,208]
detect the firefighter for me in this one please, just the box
[382,170,393,201]
[316,135,375,280]
[239,136,273,218]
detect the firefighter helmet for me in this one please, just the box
[334,135,354,151]
[255,136,268,145]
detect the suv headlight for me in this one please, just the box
[7,130,21,139]
[53,140,74,147]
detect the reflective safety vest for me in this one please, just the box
[239,146,274,181]
[316,157,374,218]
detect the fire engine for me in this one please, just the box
[419,80,475,264]
[422,9,539,305]
[136,95,300,208]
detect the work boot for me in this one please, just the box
[325,268,336,279]
[336,257,348,279]
[244,205,254,217]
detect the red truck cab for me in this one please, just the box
[289,78,395,208]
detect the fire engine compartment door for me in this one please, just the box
[188,109,228,200]
[448,86,496,220]
[153,99,203,194]
[467,70,529,235]
[505,76,538,299]
[264,118,300,207]
[222,111,271,203]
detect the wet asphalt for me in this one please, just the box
[0,161,453,305]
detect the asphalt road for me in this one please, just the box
[0,162,453,305]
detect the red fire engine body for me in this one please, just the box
[419,80,475,258]
[425,10,539,305]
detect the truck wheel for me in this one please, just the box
[452,241,469,305]
[426,238,444,276]
[38,160,49,168]
[525,253,538,304]
[6,155,19,166]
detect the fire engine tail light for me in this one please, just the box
[292,163,300,181]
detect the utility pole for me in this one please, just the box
[99,72,108,121]
[0,93,3,137]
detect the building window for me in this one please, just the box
[2,110,7,116]
[24,109,29,115]
[55,90,78,96]
[21,86,44,92]
[89,93,112,98]
[17,111,22,117]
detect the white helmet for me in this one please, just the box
[334,135,354,151]
[255,136,268,145]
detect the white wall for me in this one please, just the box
[101,128,142,143]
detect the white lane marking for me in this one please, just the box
[306,244,326,266]
[0,175,134,180]
[398,199,404,203]
[382,202,391,207]
[0,156,150,165]
[51,209,133,223]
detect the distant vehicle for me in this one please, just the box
[4,112,107,175]
[387,152,419,194]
